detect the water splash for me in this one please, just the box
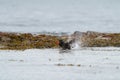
[67,31,83,49]
[71,41,81,49]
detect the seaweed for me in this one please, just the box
[0,31,120,50]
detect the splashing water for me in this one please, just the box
[67,31,83,49]
[71,41,81,49]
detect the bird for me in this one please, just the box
[59,39,72,50]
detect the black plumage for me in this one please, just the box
[59,40,71,50]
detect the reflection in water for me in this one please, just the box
[59,49,72,54]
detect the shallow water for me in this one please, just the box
[0,0,120,33]
[0,48,120,80]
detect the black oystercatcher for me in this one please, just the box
[59,40,73,50]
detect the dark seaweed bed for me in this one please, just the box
[0,31,120,50]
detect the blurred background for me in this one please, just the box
[0,0,120,33]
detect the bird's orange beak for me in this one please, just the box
[56,40,59,45]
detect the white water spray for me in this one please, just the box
[67,31,83,49]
